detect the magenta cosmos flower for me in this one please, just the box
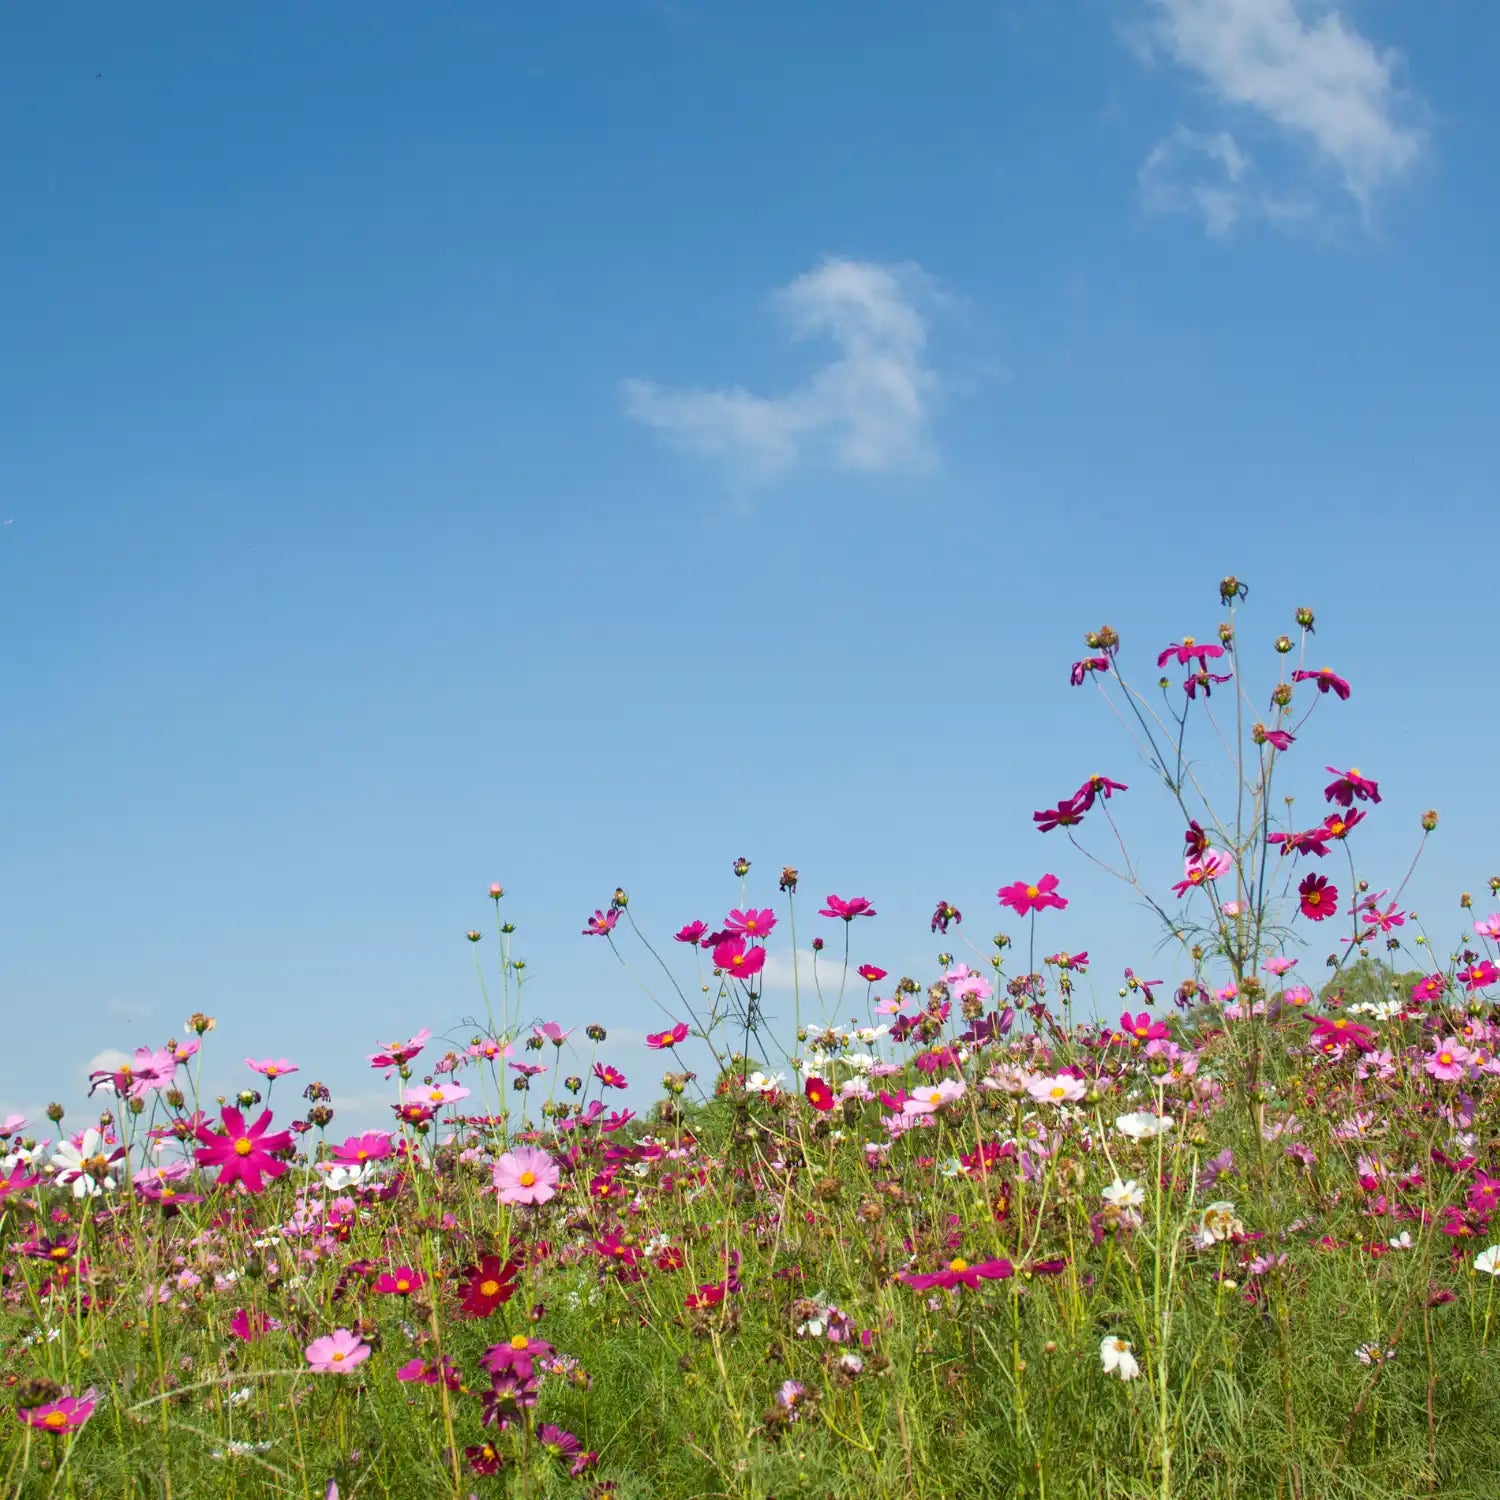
[1032,797,1085,833]
[1070,655,1109,685]
[645,1022,690,1050]
[17,1391,97,1434]
[582,908,619,936]
[368,1028,430,1074]
[1461,960,1500,992]
[712,936,766,979]
[193,1106,293,1194]
[329,1131,393,1165]
[998,875,1067,916]
[1292,666,1351,700]
[898,1255,1014,1291]
[1324,766,1380,806]
[1157,638,1224,669]
[819,894,877,921]
[493,1146,561,1206]
[305,1328,370,1374]
[673,920,707,944]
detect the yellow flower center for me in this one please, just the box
[43,1410,68,1429]
[265,1067,278,1077]
[1026,886,1039,899]
[948,1257,969,1272]
[479,1279,499,1297]
[518,1170,536,1187]
[395,1278,410,1292]
[234,1138,254,1157]
[331,1351,345,1363]
[511,1334,530,1349]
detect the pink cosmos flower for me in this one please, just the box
[593,1063,628,1090]
[405,1082,470,1110]
[305,1328,370,1374]
[246,1058,298,1080]
[531,1022,573,1048]
[930,900,962,934]
[724,907,776,937]
[1474,915,1500,940]
[18,1391,97,1434]
[819,894,877,921]
[467,1038,514,1062]
[1292,666,1351,700]
[368,1028,430,1075]
[329,1131,393,1165]
[1120,1012,1168,1043]
[674,920,708,944]
[1425,1042,1473,1082]
[373,1266,427,1295]
[857,964,888,982]
[1411,973,1447,1003]
[1259,727,1295,751]
[1025,1074,1087,1105]
[193,1107,293,1194]
[493,1145,561,1205]
[711,936,766,979]
[1298,873,1337,921]
[1264,956,1297,976]
[88,1045,177,1100]
[582,909,619,937]
[1461,960,1500,992]
[997,875,1067,915]
[1319,808,1365,841]
[905,1078,967,1113]
[645,1022,690,1050]
[1172,849,1233,897]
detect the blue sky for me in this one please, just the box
[4,1,1497,1131]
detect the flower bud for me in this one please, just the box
[1422,809,1439,832]
[1097,626,1119,651]
[128,1096,145,1116]
[46,1102,65,1123]
[307,1105,334,1127]
[489,883,504,900]
[586,1024,607,1042]
[1270,683,1293,708]
[564,1075,582,1094]
[1461,893,1472,909]
[732,856,751,877]
[611,887,629,909]
[1295,606,1315,631]
[812,937,825,952]
[1219,576,1247,603]
[779,866,799,893]
[466,930,482,943]
[1274,635,1292,654]
[1217,622,1233,645]
[1084,631,1102,650]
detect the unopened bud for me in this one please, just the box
[732,856,751,877]
[1274,635,1293,654]
[489,883,504,900]
[1270,683,1293,708]
[611,887,629,909]
[466,930,482,943]
[779,866,799,893]
[1217,622,1233,645]
[1422,809,1439,832]
[1295,606,1315,632]
[46,1102,65,1123]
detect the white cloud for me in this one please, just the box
[1137,0,1424,233]
[622,258,942,483]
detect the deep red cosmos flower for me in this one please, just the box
[819,894,877,921]
[897,1256,1014,1291]
[711,936,766,979]
[1298,873,1338,921]
[1033,797,1086,833]
[1157,638,1225,669]
[1070,656,1110,685]
[804,1077,835,1112]
[1292,667,1351,700]
[457,1253,522,1318]
[998,875,1067,915]
[193,1107,293,1195]
[1183,821,1209,857]
[645,1023,690,1050]
[1324,766,1381,806]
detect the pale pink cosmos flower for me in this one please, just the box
[1264,956,1297,976]
[903,1078,967,1114]
[1425,1042,1473,1082]
[405,1082,470,1110]
[305,1328,370,1374]
[246,1058,298,1080]
[492,1145,560,1206]
[1025,1074,1088,1105]
[1475,915,1500,940]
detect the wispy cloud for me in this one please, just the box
[1134,0,1424,236]
[622,258,942,484]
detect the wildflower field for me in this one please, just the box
[8,581,1500,1500]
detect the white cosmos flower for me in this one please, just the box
[1102,1178,1145,1210]
[1115,1111,1174,1142]
[744,1071,785,1095]
[1100,1336,1140,1380]
[1474,1245,1500,1276]
[50,1129,123,1199]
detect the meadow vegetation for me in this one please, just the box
[6,579,1500,1499]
